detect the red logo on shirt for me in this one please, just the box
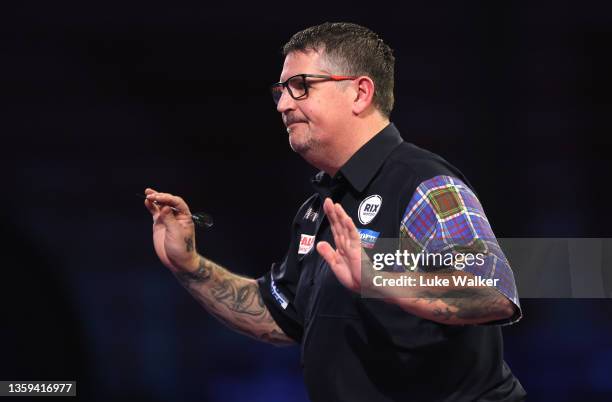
[298,234,315,255]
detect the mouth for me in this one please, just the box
[286,121,306,130]
[284,114,306,127]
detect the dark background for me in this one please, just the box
[1,1,611,401]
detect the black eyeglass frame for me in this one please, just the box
[270,73,358,104]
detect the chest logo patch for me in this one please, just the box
[358,195,382,225]
[298,234,316,255]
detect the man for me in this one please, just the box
[144,22,525,401]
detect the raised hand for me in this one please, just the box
[316,198,366,293]
[143,188,199,273]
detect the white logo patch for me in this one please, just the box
[298,234,316,255]
[358,195,382,225]
[270,276,289,309]
[303,207,319,222]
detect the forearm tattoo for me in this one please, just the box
[174,243,293,345]
[416,285,514,324]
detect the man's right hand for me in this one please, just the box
[143,188,200,273]
[142,188,293,346]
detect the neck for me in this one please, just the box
[305,116,390,177]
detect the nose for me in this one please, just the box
[276,88,296,114]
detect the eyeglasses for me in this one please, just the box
[270,74,358,105]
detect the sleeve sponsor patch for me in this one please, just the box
[357,228,380,249]
[270,276,289,309]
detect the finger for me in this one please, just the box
[317,241,354,289]
[159,205,177,224]
[332,203,350,250]
[144,188,157,195]
[323,198,341,243]
[323,198,337,225]
[343,214,361,249]
[146,192,191,214]
[316,241,337,266]
[144,198,159,215]
[335,203,360,249]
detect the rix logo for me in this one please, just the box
[358,195,383,225]
[363,204,380,213]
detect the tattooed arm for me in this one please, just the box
[377,271,517,325]
[421,288,514,324]
[175,254,294,346]
[318,198,517,326]
[143,188,293,346]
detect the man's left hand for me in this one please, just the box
[316,198,367,293]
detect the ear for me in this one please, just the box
[351,76,376,115]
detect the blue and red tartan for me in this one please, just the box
[400,175,521,323]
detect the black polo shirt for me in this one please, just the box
[258,123,525,401]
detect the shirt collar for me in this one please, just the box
[339,122,404,193]
[311,123,403,196]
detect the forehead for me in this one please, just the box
[279,50,327,81]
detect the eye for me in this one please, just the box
[288,77,307,91]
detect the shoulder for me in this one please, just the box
[371,141,475,201]
[387,142,471,186]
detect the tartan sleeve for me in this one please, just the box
[399,175,521,325]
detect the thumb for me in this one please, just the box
[144,199,159,216]
[317,241,336,267]
[317,242,355,290]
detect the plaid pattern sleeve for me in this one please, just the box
[399,175,521,324]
